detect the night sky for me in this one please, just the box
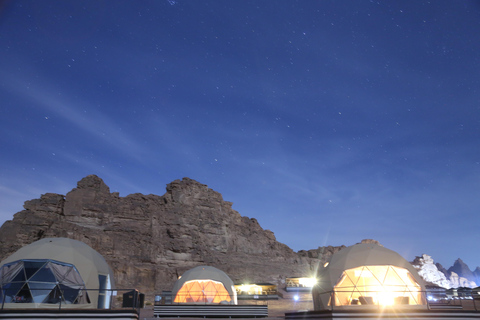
[1,1,479,270]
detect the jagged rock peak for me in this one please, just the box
[358,239,383,246]
[76,174,110,193]
[411,254,451,288]
[167,177,214,192]
[448,258,475,282]
[436,262,448,276]
[164,177,228,206]
[475,267,480,276]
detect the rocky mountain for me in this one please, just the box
[475,267,480,283]
[435,262,449,278]
[1,175,477,297]
[448,259,476,283]
[411,254,478,288]
[0,175,341,297]
[412,254,451,288]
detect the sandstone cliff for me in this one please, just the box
[0,175,337,297]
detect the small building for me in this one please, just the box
[235,283,278,299]
[172,266,237,305]
[312,243,427,310]
[0,238,115,309]
[285,277,317,292]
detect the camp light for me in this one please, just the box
[298,277,317,287]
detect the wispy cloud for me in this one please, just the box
[1,64,149,164]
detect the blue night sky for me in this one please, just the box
[1,1,479,269]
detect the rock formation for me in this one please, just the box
[3,174,477,298]
[412,255,478,288]
[436,262,449,278]
[298,245,345,263]
[448,259,476,284]
[297,240,381,266]
[474,267,480,285]
[0,175,338,298]
[411,254,451,288]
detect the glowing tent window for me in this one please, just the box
[174,279,232,304]
[332,266,422,306]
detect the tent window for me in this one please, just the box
[174,279,232,304]
[2,282,24,303]
[23,261,47,280]
[28,281,56,303]
[29,265,56,283]
[0,259,90,306]
[332,265,423,306]
[44,285,63,304]
[15,283,33,303]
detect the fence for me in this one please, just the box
[153,304,269,318]
[156,290,269,305]
[315,290,480,311]
[0,288,144,311]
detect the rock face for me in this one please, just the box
[411,254,451,288]
[3,175,477,296]
[297,240,381,266]
[0,175,335,298]
[474,267,480,284]
[298,245,345,265]
[448,259,476,284]
[436,262,449,278]
[412,255,478,288]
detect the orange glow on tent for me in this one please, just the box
[174,279,232,304]
[332,265,422,306]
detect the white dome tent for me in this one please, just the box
[313,243,427,310]
[0,238,115,309]
[172,266,237,305]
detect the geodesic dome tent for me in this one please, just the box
[172,266,237,305]
[312,243,427,310]
[0,238,115,309]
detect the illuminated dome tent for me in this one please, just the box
[172,266,237,305]
[312,243,427,310]
[0,238,115,309]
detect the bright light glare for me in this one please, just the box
[238,284,262,294]
[298,277,317,287]
[354,270,373,277]
[239,284,254,292]
[294,295,299,301]
[377,290,395,306]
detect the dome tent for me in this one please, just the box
[0,238,115,309]
[313,243,427,310]
[172,266,237,305]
